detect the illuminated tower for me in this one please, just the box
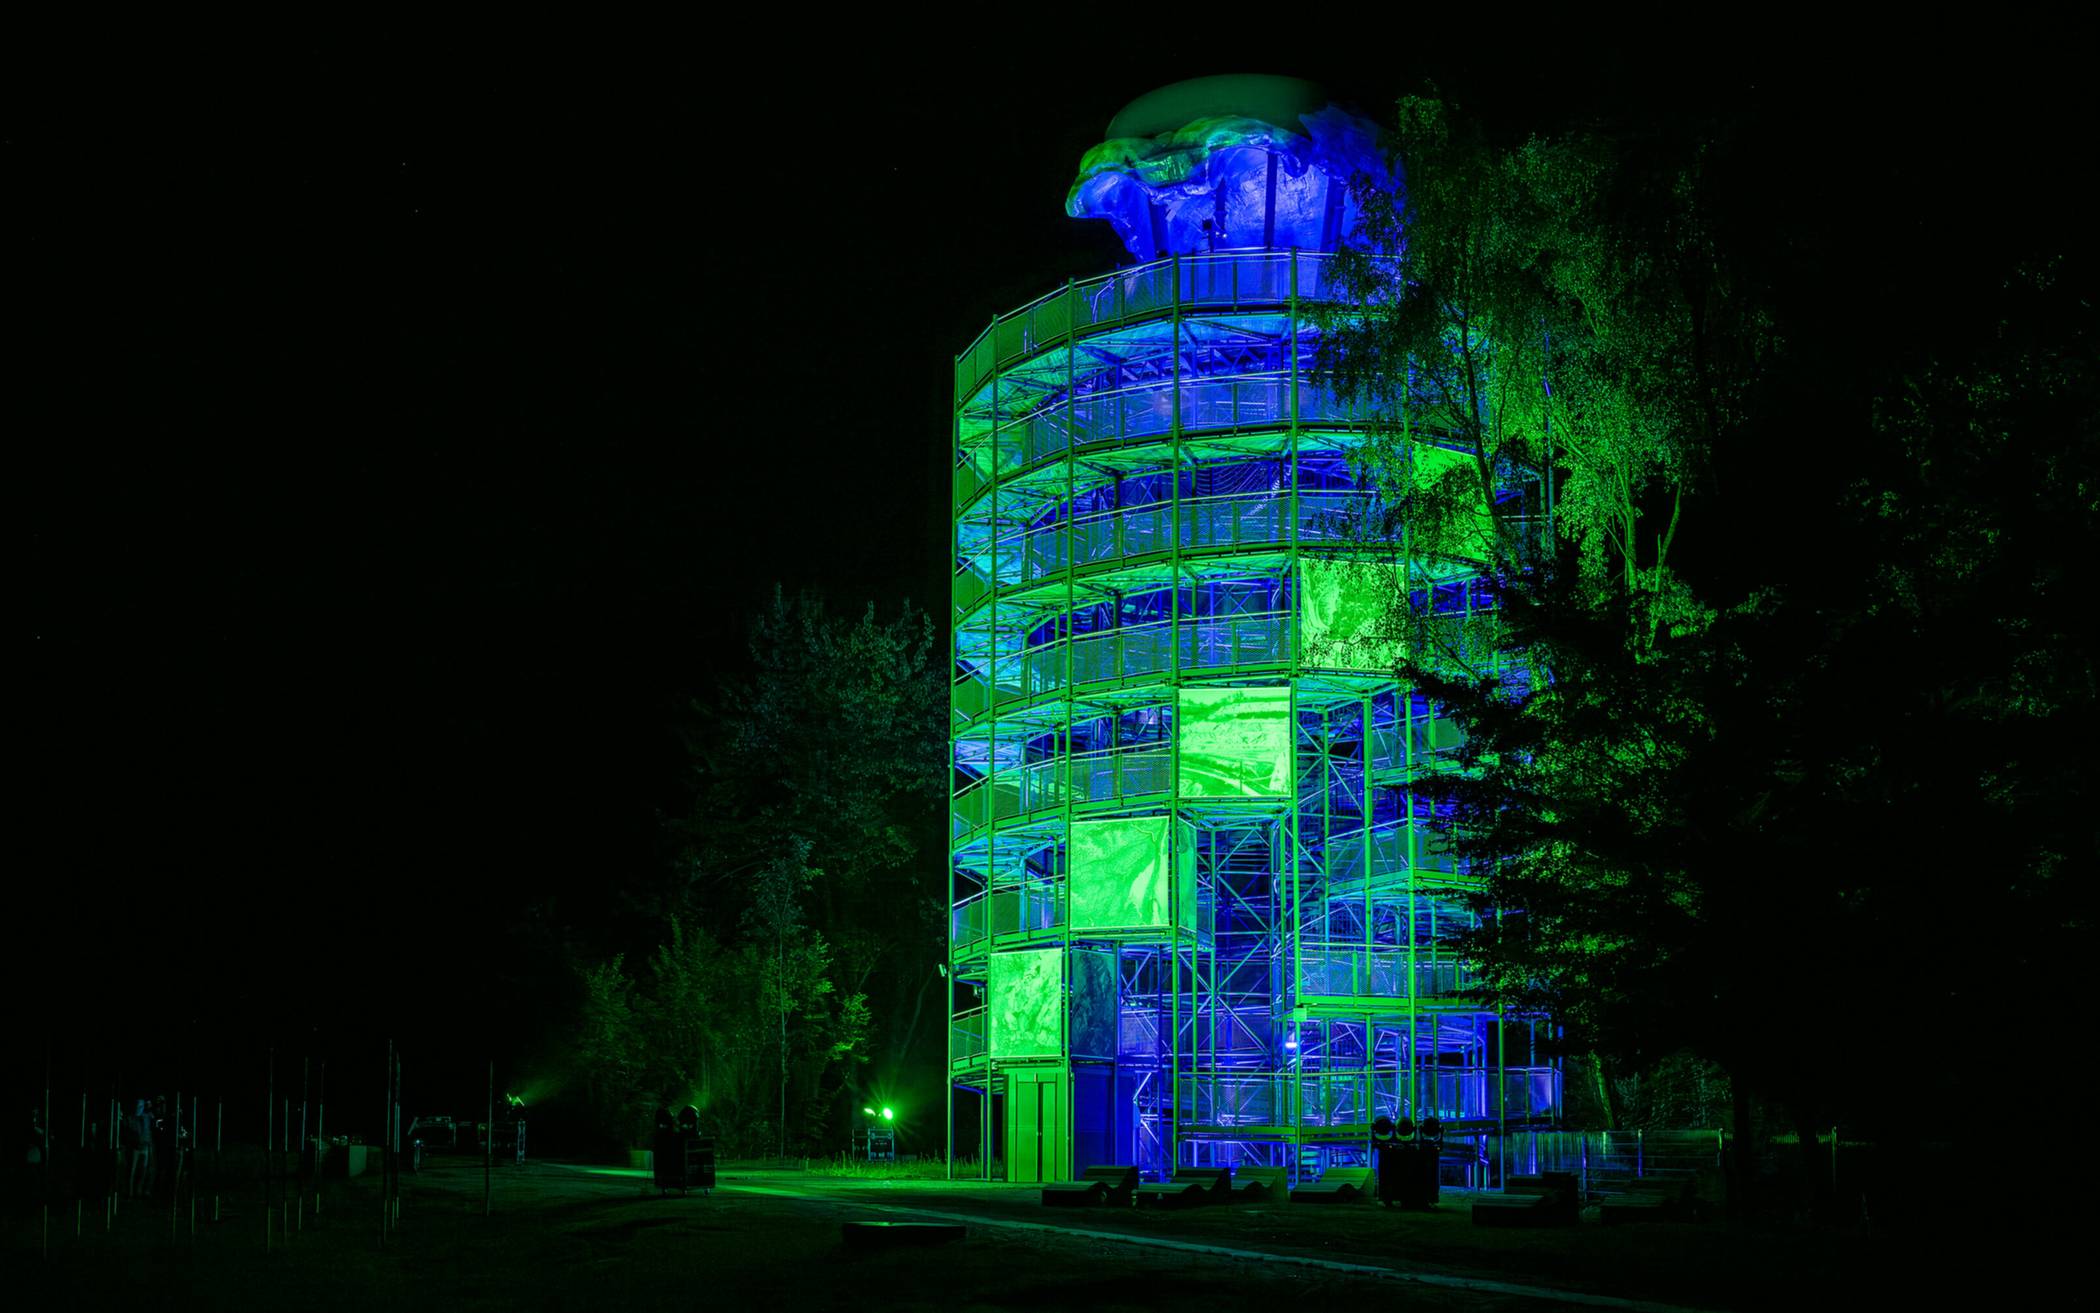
[947,76,1559,1186]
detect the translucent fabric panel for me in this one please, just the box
[1069,948,1117,1059]
[1178,686,1293,798]
[1412,445,1497,561]
[1070,816,1196,932]
[989,948,1063,1059]
[1299,557,1403,672]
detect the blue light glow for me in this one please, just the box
[1068,106,1394,262]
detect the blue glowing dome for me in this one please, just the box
[1068,74,1394,262]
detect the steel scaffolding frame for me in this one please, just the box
[949,248,1560,1187]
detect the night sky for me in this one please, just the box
[15,41,2082,1105]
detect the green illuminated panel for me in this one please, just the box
[1071,816,1169,930]
[1178,686,1293,798]
[1299,557,1403,671]
[989,948,1063,1059]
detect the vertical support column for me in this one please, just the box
[947,354,961,1181]
[1166,252,1183,1174]
[1284,248,1304,1175]
[1496,1006,1508,1187]
[1060,287,1079,1184]
[1361,691,1375,1124]
[984,320,1002,1184]
[1404,672,1420,1121]
[1318,703,1332,1132]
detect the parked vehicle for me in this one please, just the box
[470,1116,525,1162]
[398,1115,459,1172]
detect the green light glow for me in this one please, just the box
[881,1107,894,1121]
[863,1106,876,1116]
[1178,686,1293,797]
[988,948,1063,1058]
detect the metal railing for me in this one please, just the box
[949,609,1295,731]
[956,250,1346,405]
[1483,1128,1726,1194]
[950,1008,987,1065]
[1174,1065,1563,1129]
[1295,945,1479,1000]
[950,743,1174,841]
[954,382,1372,514]
[953,489,1379,614]
[948,884,1062,949]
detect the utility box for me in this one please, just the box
[650,1106,714,1196]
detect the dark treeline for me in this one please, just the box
[1319,81,2092,1222]
[545,591,947,1155]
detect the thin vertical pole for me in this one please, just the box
[77,1086,86,1239]
[485,1060,493,1216]
[314,1062,325,1215]
[298,1057,308,1232]
[380,1040,390,1245]
[171,1086,180,1244]
[266,1050,274,1253]
[778,925,787,1163]
[39,1054,48,1260]
[214,1098,222,1223]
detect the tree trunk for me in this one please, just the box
[894,972,935,1069]
[1590,1052,1616,1131]
[1792,1104,1823,1222]
[1729,1078,1756,1220]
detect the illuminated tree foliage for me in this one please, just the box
[563,590,943,1152]
[1326,92,2093,1210]
[693,589,948,1127]
[1316,93,1764,641]
[1314,91,1770,1131]
[1406,258,2089,1209]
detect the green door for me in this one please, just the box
[1004,1069,1067,1183]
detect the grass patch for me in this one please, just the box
[806,1154,977,1181]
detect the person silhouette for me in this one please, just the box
[125,1099,152,1198]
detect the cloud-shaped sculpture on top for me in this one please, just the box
[1067,75,1395,262]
